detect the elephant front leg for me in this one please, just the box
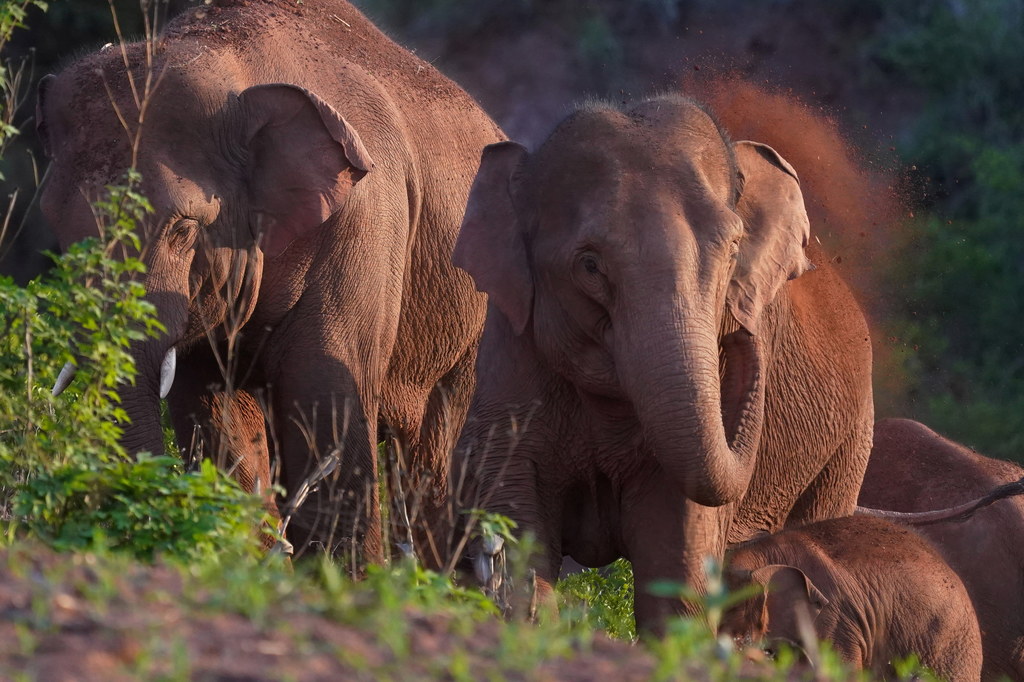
[271,358,383,566]
[456,444,561,618]
[380,345,480,570]
[621,470,734,635]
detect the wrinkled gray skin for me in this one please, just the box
[860,418,1024,682]
[36,0,502,564]
[722,516,983,682]
[452,96,874,631]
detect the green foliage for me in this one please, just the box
[0,165,265,561]
[0,0,47,41]
[0,171,160,482]
[557,558,636,640]
[0,1,46,152]
[463,507,518,545]
[14,455,262,561]
[865,0,1024,459]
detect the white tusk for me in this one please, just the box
[474,551,494,588]
[474,534,505,592]
[52,361,77,397]
[159,347,177,399]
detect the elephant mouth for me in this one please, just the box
[719,329,762,454]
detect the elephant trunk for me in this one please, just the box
[621,302,765,508]
[117,342,177,457]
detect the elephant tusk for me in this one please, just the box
[474,551,495,589]
[474,534,505,593]
[159,347,177,399]
[52,361,77,396]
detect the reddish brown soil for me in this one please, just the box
[0,547,660,681]
[0,547,814,681]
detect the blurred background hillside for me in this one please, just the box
[2,0,1022,462]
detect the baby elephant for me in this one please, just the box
[721,516,982,682]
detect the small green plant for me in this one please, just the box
[14,454,263,561]
[463,507,518,546]
[648,556,762,634]
[557,558,636,640]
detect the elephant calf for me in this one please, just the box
[722,516,983,682]
[860,418,1024,682]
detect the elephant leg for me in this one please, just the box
[270,357,382,565]
[786,419,872,526]
[463,452,561,616]
[621,470,733,635]
[382,344,479,569]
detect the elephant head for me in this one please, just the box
[453,96,812,507]
[36,45,373,455]
[721,563,829,650]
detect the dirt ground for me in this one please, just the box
[0,546,813,681]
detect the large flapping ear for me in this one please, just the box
[752,563,829,639]
[453,141,533,335]
[36,74,56,158]
[727,141,814,334]
[239,83,375,258]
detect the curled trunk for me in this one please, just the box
[621,302,765,507]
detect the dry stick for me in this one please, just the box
[856,476,1024,525]
[0,187,19,248]
[388,438,416,559]
[273,448,341,556]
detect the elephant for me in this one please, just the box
[859,418,1024,682]
[721,515,984,682]
[451,95,874,631]
[36,0,504,565]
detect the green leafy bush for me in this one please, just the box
[0,169,265,561]
[557,558,636,640]
[865,0,1024,459]
[14,455,260,561]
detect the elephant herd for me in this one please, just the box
[36,1,1024,679]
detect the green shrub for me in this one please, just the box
[864,0,1024,459]
[0,168,266,561]
[557,558,636,640]
[14,455,261,561]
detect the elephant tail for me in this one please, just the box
[855,476,1024,525]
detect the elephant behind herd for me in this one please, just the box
[450,98,874,628]
[34,0,1024,678]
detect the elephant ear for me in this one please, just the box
[239,83,375,258]
[727,141,814,334]
[452,141,533,335]
[752,564,828,642]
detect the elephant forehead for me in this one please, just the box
[142,161,223,224]
[46,42,241,183]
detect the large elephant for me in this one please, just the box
[451,95,874,630]
[721,516,983,682]
[37,0,503,565]
[859,418,1024,682]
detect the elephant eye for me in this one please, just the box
[168,218,200,250]
[581,253,601,275]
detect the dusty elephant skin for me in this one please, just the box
[451,96,873,630]
[36,0,503,564]
[721,516,983,681]
[859,418,1024,682]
